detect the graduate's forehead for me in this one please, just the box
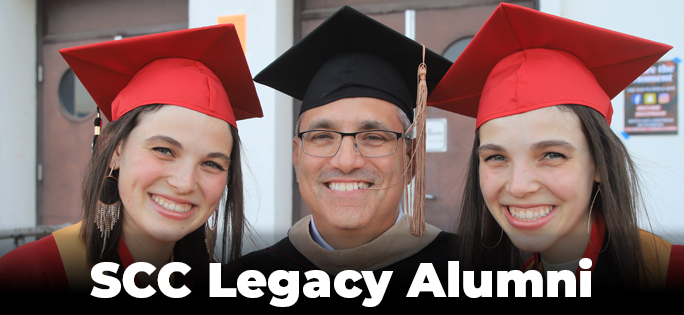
[300,97,403,132]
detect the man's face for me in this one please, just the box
[293,97,410,248]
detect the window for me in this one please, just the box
[58,69,97,119]
[443,36,473,62]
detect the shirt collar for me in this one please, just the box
[309,208,405,250]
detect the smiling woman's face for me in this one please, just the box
[111,105,233,244]
[477,106,600,262]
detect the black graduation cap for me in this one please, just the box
[253,5,452,122]
[256,6,452,236]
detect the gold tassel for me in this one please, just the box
[410,45,428,236]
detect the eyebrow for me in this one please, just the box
[207,152,231,165]
[306,118,390,131]
[477,143,505,154]
[359,119,388,130]
[307,118,336,130]
[531,140,576,151]
[146,135,182,149]
[477,140,577,154]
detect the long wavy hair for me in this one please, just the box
[455,104,646,292]
[80,104,245,289]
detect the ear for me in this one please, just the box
[593,166,601,183]
[405,138,417,180]
[292,137,300,182]
[110,142,123,170]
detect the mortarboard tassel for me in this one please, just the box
[410,45,428,236]
[92,108,101,154]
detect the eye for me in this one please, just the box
[309,131,335,140]
[484,154,506,162]
[303,131,338,147]
[543,152,567,160]
[153,147,174,156]
[358,132,392,148]
[202,160,226,171]
[360,132,390,142]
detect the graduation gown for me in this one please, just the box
[523,213,684,293]
[224,215,458,307]
[0,221,135,293]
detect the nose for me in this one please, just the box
[167,163,199,194]
[505,162,541,198]
[329,135,365,173]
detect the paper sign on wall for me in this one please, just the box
[624,60,678,135]
[426,118,447,152]
[218,14,246,52]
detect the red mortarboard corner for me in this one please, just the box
[59,24,263,129]
[427,3,672,128]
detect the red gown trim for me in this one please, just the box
[526,212,605,287]
[0,222,141,292]
[524,213,684,291]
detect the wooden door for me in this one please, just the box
[292,0,538,232]
[36,0,188,225]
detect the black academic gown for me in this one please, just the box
[223,216,458,308]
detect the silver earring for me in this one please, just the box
[482,206,504,249]
[482,228,504,249]
[587,184,609,253]
[587,184,601,234]
[205,209,218,260]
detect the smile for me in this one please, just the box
[151,194,193,213]
[507,205,553,222]
[326,182,371,191]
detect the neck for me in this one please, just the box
[121,220,175,270]
[312,209,401,250]
[539,211,591,264]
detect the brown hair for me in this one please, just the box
[455,104,645,292]
[80,104,245,289]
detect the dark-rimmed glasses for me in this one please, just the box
[297,130,407,158]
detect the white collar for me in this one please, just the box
[540,256,582,275]
[289,213,440,274]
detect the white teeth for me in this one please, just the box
[508,206,553,222]
[152,195,192,213]
[328,182,370,191]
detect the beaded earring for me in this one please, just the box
[95,165,121,256]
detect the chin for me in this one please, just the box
[331,220,368,231]
[507,232,555,253]
[150,224,201,243]
[320,208,370,230]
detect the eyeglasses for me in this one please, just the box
[297,130,407,158]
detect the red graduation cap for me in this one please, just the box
[59,24,263,129]
[427,3,672,129]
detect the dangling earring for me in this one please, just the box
[482,228,504,249]
[481,206,504,249]
[587,183,608,253]
[587,183,601,234]
[96,165,121,256]
[205,208,218,261]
